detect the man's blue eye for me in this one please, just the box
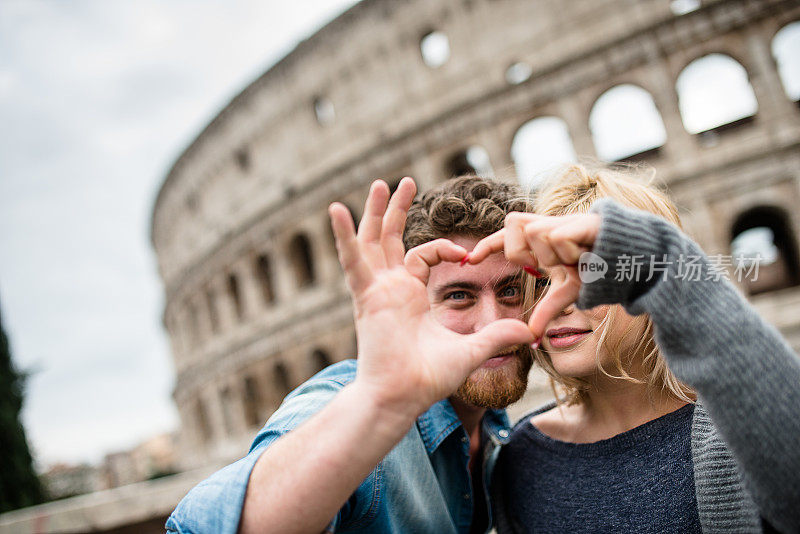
[447,291,468,301]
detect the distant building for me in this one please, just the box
[42,463,103,501]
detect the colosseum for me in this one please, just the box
[148,0,800,472]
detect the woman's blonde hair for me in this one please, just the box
[530,162,695,406]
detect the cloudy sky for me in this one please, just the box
[0,0,358,468]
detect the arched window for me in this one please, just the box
[288,233,316,287]
[311,349,332,374]
[420,31,450,68]
[219,387,236,435]
[506,62,533,85]
[274,361,292,395]
[670,0,700,16]
[205,287,220,334]
[186,299,200,347]
[313,96,335,126]
[226,272,244,320]
[589,84,667,162]
[772,22,800,104]
[511,116,577,189]
[242,375,262,428]
[255,254,275,305]
[731,206,800,295]
[235,147,250,172]
[676,54,758,137]
[446,145,493,178]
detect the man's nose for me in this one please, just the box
[472,298,506,331]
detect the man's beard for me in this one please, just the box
[453,344,534,409]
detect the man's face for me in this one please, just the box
[426,235,533,408]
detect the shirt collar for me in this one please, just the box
[416,399,512,455]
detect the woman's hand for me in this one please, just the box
[468,212,602,342]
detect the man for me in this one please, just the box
[165,176,536,534]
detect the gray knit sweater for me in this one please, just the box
[496,199,800,533]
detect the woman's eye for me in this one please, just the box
[535,277,551,291]
[500,286,521,299]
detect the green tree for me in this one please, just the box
[0,301,44,512]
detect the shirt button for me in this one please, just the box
[461,436,469,443]
[463,493,470,500]
[498,429,509,438]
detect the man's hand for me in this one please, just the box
[329,178,533,419]
[468,212,601,342]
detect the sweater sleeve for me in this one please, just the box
[576,198,800,533]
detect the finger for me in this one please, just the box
[468,229,506,264]
[358,180,391,267]
[525,220,561,268]
[330,203,373,295]
[404,239,468,284]
[381,177,417,267]
[464,319,535,369]
[546,215,601,265]
[527,270,581,339]
[504,215,539,268]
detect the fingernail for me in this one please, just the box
[523,266,543,278]
[460,253,470,267]
[531,338,541,350]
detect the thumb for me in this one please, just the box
[464,319,535,369]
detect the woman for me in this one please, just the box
[466,164,800,533]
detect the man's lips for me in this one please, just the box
[545,327,593,349]
[482,345,523,368]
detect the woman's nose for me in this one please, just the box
[559,303,575,317]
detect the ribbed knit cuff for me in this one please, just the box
[576,198,673,313]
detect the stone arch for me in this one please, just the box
[313,95,336,126]
[589,84,667,162]
[194,398,212,445]
[311,349,332,374]
[420,30,450,68]
[288,233,316,287]
[242,374,263,428]
[235,147,250,172]
[730,205,800,295]
[771,21,800,104]
[226,272,244,320]
[205,286,220,334]
[219,386,236,435]
[274,360,293,396]
[185,299,200,348]
[676,53,758,136]
[445,145,493,178]
[511,116,577,189]
[255,253,275,305]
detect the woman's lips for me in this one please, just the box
[546,328,592,349]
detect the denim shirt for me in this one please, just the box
[165,359,511,534]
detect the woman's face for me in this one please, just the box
[536,267,647,382]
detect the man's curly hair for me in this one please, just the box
[403,175,533,250]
